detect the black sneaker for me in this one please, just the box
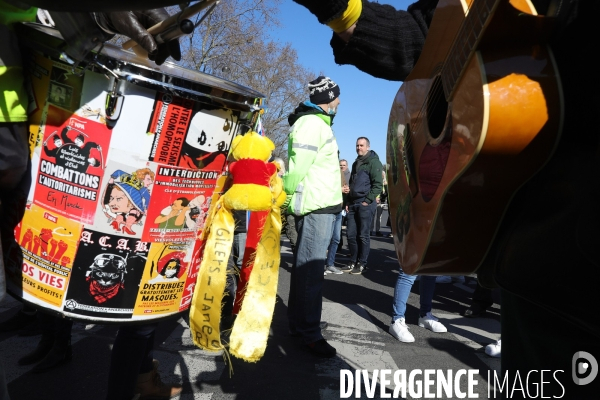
[350,262,365,275]
[306,339,336,358]
[340,263,354,273]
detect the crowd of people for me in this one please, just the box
[282,76,500,356]
[1,0,596,399]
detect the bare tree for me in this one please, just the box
[215,40,314,158]
[175,0,315,159]
[176,0,278,74]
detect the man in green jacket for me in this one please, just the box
[283,76,343,358]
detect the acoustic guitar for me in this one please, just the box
[387,0,563,275]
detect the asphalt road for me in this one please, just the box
[1,213,502,399]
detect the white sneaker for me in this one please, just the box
[485,339,501,358]
[418,312,447,333]
[325,265,343,275]
[389,318,415,343]
[435,276,452,284]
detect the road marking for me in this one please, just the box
[322,303,379,333]
[319,303,398,400]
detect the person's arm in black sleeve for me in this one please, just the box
[294,0,438,81]
[330,2,424,81]
[331,0,438,81]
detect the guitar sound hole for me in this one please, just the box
[418,114,452,202]
[426,76,448,140]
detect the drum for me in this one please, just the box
[4,22,264,323]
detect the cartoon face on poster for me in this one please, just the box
[141,166,217,242]
[33,108,112,224]
[184,108,237,171]
[6,204,82,309]
[93,152,157,238]
[133,242,192,316]
[63,229,149,319]
[147,93,238,171]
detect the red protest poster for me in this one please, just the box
[147,93,238,171]
[141,166,218,243]
[33,107,112,224]
[148,93,194,166]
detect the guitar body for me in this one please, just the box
[387,0,563,275]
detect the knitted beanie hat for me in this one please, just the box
[308,76,340,105]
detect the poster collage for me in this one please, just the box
[5,50,255,322]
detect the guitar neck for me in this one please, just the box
[441,0,500,100]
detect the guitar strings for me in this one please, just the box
[403,0,491,148]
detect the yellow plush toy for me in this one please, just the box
[189,130,284,363]
[222,131,278,211]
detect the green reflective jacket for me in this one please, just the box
[284,104,343,216]
[0,1,37,123]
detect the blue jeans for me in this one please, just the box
[347,202,377,265]
[326,211,343,266]
[287,212,335,343]
[391,268,436,323]
[106,323,159,400]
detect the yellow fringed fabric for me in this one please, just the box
[189,130,285,363]
[327,0,362,33]
[229,205,281,361]
[189,199,234,352]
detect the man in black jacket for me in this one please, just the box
[342,136,382,275]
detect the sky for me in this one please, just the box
[271,0,414,166]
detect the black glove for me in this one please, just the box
[293,0,349,24]
[94,9,181,65]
